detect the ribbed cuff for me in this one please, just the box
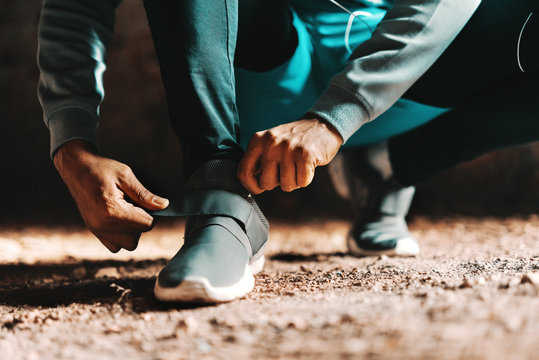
[307,85,371,143]
[47,107,99,158]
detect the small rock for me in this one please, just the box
[140,313,154,321]
[176,317,199,335]
[104,324,122,334]
[224,334,236,343]
[338,314,355,324]
[195,339,212,354]
[95,267,120,279]
[286,318,308,331]
[72,266,87,278]
[503,315,523,332]
[459,278,473,289]
[2,318,22,330]
[520,273,539,286]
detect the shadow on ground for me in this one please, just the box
[0,259,190,311]
[0,252,349,310]
[0,251,362,310]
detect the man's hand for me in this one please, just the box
[53,140,169,253]
[237,118,343,194]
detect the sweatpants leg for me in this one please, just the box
[143,0,240,176]
[388,0,539,185]
[143,0,293,177]
[390,75,539,186]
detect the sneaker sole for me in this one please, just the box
[347,233,420,257]
[153,255,265,303]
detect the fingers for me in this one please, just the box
[279,157,297,192]
[98,232,141,253]
[115,232,141,251]
[59,152,161,254]
[296,160,315,188]
[258,159,279,191]
[114,199,155,232]
[238,136,265,194]
[239,129,317,193]
[99,237,121,253]
[118,166,169,210]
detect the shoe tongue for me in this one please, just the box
[187,159,248,197]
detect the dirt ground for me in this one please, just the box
[0,215,538,360]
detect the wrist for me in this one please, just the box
[306,116,344,146]
[53,139,97,173]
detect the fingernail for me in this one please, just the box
[153,197,169,207]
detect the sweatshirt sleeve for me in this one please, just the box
[307,0,482,143]
[37,0,121,157]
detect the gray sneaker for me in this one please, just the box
[328,142,419,257]
[151,160,269,303]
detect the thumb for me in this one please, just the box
[118,168,169,210]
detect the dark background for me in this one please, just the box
[0,0,537,226]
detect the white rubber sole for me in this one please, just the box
[154,255,265,303]
[347,233,420,257]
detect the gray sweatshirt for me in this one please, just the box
[37,0,482,157]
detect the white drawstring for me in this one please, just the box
[344,10,373,53]
[517,12,533,74]
[328,0,373,54]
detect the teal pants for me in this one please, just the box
[144,0,538,183]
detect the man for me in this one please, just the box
[38,0,538,303]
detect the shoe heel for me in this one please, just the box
[249,255,265,274]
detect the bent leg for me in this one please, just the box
[404,0,538,106]
[143,0,295,176]
[348,0,538,148]
[387,0,539,185]
[390,74,539,186]
[331,0,538,256]
[143,0,293,303]
[143,0,241,176]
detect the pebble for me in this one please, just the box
[104,324,122,334]
[286,318,308,331]
[94,267,120,279]
[195,339,212,353]
[520,273,539,286]
[72,266,87,278]
[459,278,473,289]
[176,317,199,335]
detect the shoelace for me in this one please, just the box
[328,0,373,53]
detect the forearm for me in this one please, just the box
[37,0,120,157]
[308,0,482,142]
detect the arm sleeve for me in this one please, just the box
[307,0,482,143]
[37,0,121,157]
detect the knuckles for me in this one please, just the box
[103,196,119,219]
[293,146,316,165]
[259,177,277,191]
[116,164,133,182]
[281,185,297,192]
[123,239,139,251]
[136,187,150,202]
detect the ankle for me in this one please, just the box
[187,159,248,197]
